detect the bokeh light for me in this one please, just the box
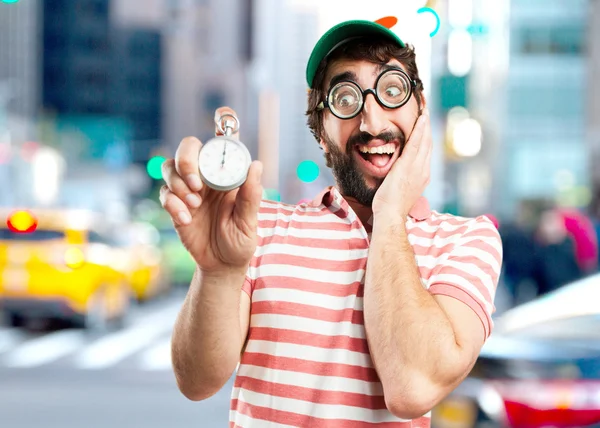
[20,141,40,162]
[297,160,320,183]
[146,156,166,180]
[64,247,86,269]
[6,210,38,233]
[262,188,281,201]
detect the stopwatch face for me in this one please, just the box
[198,136,252,191]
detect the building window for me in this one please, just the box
[203,90,225,113]
[518,25,586,55]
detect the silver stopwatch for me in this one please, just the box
[198,113,252,192]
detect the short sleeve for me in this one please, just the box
[427,215,503,339]
[242,249,258,298]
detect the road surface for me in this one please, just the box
[0,291,233,428]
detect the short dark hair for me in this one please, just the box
[305,37,424,146]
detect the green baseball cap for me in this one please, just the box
[305,19,406,89]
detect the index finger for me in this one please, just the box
[417,109,432,159]
[174,136,203,192]
[214,106,241,141]
[403,112,427,158]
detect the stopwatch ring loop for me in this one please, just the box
[216,113,240,135]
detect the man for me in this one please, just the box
[161,19,502,427]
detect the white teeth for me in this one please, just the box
[358,143,396,154]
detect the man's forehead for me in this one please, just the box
[324,59,407,86]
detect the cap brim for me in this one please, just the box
[306,20,406,88]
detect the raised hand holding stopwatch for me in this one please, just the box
[198,113,253,192]
[159,107,264,275]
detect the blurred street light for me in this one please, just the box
[447,0,474,77]
[32,146,65,205]
[452,118,482,157]
[448,29,473,76]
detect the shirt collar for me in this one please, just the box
[310,186,431,221]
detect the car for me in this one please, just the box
[433,272,600,428]
[158,227,196,288]
[114,222,169,302]
[0,208,132,331]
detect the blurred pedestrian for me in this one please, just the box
[556,207,599,275]
[498,221,537,306]
[161,18,502,427]
[533,210,582,295]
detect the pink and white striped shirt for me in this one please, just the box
[230,186,502,427]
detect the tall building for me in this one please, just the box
[497,0,589,217]
[111,28,162,163]
[159,0,254,154]
[42,0,113,116]
[0,0,41,120]
[0,0,42,208]
[251,0,361,203]
[588,0,600,216]
[41,0,162,165]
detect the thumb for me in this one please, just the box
[234,161,263,231]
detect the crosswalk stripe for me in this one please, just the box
[3,330,86,368]
[139,338,172,371]
[74,302,180,370]
[0,329,27,354]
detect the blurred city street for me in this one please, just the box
[1,0,600,426]
[0,290,232,428]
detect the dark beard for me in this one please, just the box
[324,130,405,206]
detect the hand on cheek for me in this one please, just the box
[372,108,432,220]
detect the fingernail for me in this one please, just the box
[187,175,202,191]
[178,212,191,225]
[186,194,201,208]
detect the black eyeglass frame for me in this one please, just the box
[316,67,418,120]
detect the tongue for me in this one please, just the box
[368,153,391,167]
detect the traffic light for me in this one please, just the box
[1,0,20,3]
[297,160,320,183]
[146,156,166,180]
[6,210,37,233]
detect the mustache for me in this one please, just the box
[347,130,406,152]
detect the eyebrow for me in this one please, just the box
[327,71,357,89]
[326,64,405,90]
[375,63,403,75]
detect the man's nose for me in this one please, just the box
[359,92,387,136]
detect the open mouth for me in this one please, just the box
[354,142,400,177]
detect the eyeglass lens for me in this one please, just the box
[328,69,412,118]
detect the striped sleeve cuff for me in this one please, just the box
[427,215,503,338]
[428,282,493,338]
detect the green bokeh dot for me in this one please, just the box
[297,160,320,183]
[147,156,166,180]
[262,188,281,202]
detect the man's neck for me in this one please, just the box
[344,196,373,226]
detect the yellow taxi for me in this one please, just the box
[0,208,132,330]
[115,222,168,302]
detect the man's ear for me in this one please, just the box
[319,137,329,153]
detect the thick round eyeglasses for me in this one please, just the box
[316,68,417,120]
